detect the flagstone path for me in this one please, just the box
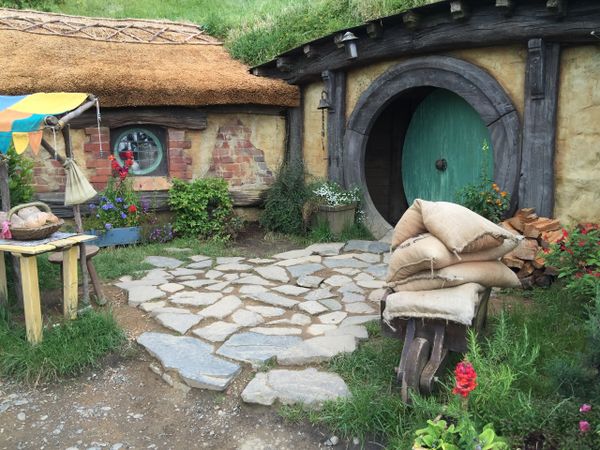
[115,240,390,408]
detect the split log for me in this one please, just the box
[502,254,524,269]
[512,238,540,261]
[517,262,535,278]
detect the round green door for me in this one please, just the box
[401,89,493,204]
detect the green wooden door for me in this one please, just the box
[401,89,493,204]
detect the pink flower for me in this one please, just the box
[580,404,592,413]
[579,421,591,433]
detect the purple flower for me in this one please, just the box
[580,404,592,413]
[120,212,127,219]
[101,202,114,211]
[105,223,112,230]
[89,203,96,209]
[116,197,123,203]
[579,420,591,433]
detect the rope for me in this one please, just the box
[95,99,104,158]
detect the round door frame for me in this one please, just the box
[344,56,521,239]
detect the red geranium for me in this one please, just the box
[128,204,137,213]
[452,360,477,398]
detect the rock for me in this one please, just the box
[272,248,313,259]
[354,253,381,263]
[365,264,388,279]
[318,311,348,324]
[340,315,379,327]
[325,325,369,340]
[324,436,339,446]
[341,292,366,304]
[223,273,240,281]
[205,281,231,291]
[176,275,198,281]
[155,313,201,334]
[344,240,390,254]
[139,300,166,312]
[169,268,203,277]
[332,268,360,276]
[304,288,335,301]
[110,444,125,450]
[296,275,324,288]
[306,324,337,336]
[324,275,353,287]
[217,332,302,366]
[187,260,213,269]
[305,242,345,256]
[356,279,386,289]
[241,368,350,407]
[189,254,211,262]
[248,291,299,308]
[205,269,225,279]
[128,286,166,306]
[170,292,222,307]
[298,300,329,315]
[239,284,269,295]
[214,263,253,272]
[246,305,286,317]
[254,266,290,283]
[345,302,376,314]
[273,284,309,296]
[322,257,369,269]
[383,253,390,263]
[216,257,245,264]
[231,309,265,327]
[278,335,357,365]
[288,263,325,278]
[248,258,276,264]
[199,296,242,319]
[143,256,183,269]
[17,412,26,421]
[159,283,184,293]
[368,288,386,302]
[338,283,364,294]
[269,313,311,326]
[233,275,275,286]
[137,332,240,390]
[319,299,343,311]
[150,307,191,317]
[249,327,302,336]
[193,322,241,342]
[181,279,219,288]
[275,255,322,267]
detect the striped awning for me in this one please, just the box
[0,93,88,155]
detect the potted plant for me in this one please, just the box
[85,151,143,247]
[306,180,360,235]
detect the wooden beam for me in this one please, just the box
[19,254,42,344]
[303,44,319,58]
[286,91,304,165]
[40,139,66,164]
[322,70,346,185]
[519,38,561,217]
[43,96,97,130]
[402,11,421,30]
[450,0,469,20]
[0,251,7,306]
[366,21,383,39]
[62,245,78,320]
[68,107,208,130]
[276,57,293,72]
[495,0,515,16]
[547,0,567,16]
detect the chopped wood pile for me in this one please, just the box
[500,208,562,288]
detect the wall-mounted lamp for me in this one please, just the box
[341,31,359,60]
[317,90,332,110]
[592,31,600,41]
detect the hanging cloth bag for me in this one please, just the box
[63,158,97,206]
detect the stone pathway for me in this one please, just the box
[115,240,389,408]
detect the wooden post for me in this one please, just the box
[0,251,7,305]
[18,254,42,344]
[62,245,78,319]
[286,92,304,165]
[322,70,347,186]
[519,39,561,217]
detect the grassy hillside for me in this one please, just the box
[19,0,433,65]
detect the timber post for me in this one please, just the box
[322,70,347,186]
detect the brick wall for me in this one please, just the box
[83,126,112,190]
[32,157,65,193]
[167,128,192,180]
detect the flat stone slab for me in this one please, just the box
[325,325,369,340]
[332,268,360,276]
[246,305,286,317]
[322,258,369,269]
[187,260,213,269]
[319,298,343,311]
[269,313,311,326]
[233,276,275,286]
[248,292,299,309]
[275,255,322,267]
[128,286,166,306]
[137,332,240,391]
[296,275,324,288]
[339,283,364,294]
[170,268,204,277]
[205,269,225,279]
[319,311,348,325]
[140,300,166,312]
[170,292,222,307]
[365,264,388,279]
[340,315,379,327]
[278,335,357,365]
[344,240,390,254]
[181,279,219,289]
[254,266,289,283]
[189,255,211,262]
[143,256,183,269]
[272,249,313,259]
[193,322,241,342]
[368,288,387,302]
[205,281,231,291]
[150,307,191,317]
[231,309,265,327]
[159,283,185,293]
[324,275,353,287]
[356,279,386,289]
[304,288,335,302]
[214,263,253,272]
[345,302,376,314]
[306,324,337,336]
[273,285,309,296]
[216,257,246,264]
[199,296,242,319]
[298,300,329,315]
[241,368,350,407]
[155,313,202,334]
[217,332,302,366]
[354,253,381,263]
[239,285,269,295]
[287,263,325,279]
[341,292,366,304]
[248,258,276,264]
[305,242,345,256]
[249,327,302,336]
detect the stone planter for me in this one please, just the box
[312,203,357,236]
[88,226,141,247]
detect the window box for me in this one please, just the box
[88,226,141,247]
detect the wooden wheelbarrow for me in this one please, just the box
[380,285,491,402]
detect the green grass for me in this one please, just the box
[0,308,126,384]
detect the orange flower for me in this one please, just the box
[500,191,507,197]
[492,183,499,192]
[496,200,502,206]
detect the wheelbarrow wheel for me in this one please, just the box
[401,337,431,402]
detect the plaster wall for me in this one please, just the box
[554,45,600,224]
[302,82,328,180]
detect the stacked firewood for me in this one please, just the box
[499,208,562,288]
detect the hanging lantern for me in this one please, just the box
[317,90,332,110]
[341,31,359,59]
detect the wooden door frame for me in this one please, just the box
[344,55,521,238]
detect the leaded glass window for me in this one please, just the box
[112,126,167,176]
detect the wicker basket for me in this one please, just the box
[8,202,64,241]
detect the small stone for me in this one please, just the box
[368,288,386,302]
[214,263,253,272]
[269,313,311,326]
[187,260,213,269]
[340,315,379,327]
[319,311,347,324]
[17,412,26,421]
[254,266,290,283]
[143,256,183,269]
[249,327,302,336]
[383,253,391,263]
[199,296,242,319]
[223,273,239,281]
[275,255,322,267]
[298,300,329,315]
[205,269,224,279]
[155,313,201,334]
[170,292,222,307]
[272,249,313,259]
[239,284,269,295]
[176,275,198,281]
[140,300,166,312]
[217,332,302,366]
[341,292,366,304]
[193,322,241,342]
[216,257,245,264]
[324,275,353,287]
[233,275,275,286]
[231,309,265,327]
[305,242,345,256]
[319,298,343,311]
[278,335,357,365]
[248,291,299,308]
[246,305,286,317]
[127,286,165,306]
[304,288,335,302]
[324,436,339,446]
[345,302,376,314]
[181,279,219,288]
[353,437,360,446]
[273,284,309,296]
[159,283,184,293]
[306,324,337,336]
[296,275,324,288]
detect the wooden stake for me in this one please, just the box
[62,245,78,319]
[19,254,42,344]
[0,251,7,305]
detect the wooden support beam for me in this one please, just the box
[322,70,346,185]
[402,11,421,30]
[0,251,7,306]
[44,96,97,130]
[450,0,469,20]
[366,21,383,39]
[19,255,42,344]
[519,38,561,217]
[495,0,515,16]
[303,44,319,59]
[40,139,66,164]
[62,245,78,319]
[276,57,293,72]
[286,91,304,165]
[547,0,567,16]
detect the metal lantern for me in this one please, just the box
[341,31,359,59]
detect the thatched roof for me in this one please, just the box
[0,9,299,108]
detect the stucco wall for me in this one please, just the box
[554,46,600,224]
[302,82,328,180]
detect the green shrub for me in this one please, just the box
[260,161,309,235]
[168,177,239,240]
[4,145,34,208]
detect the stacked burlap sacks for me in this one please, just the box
[383,200,523,326]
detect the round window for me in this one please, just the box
[113,128,164,176]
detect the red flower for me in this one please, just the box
[562,228,569,238]
[578,240,586,247]
[452,360,477,398]
[108,155,115,161]
[128,205,137,213]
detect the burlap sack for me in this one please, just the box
[382,283,487,326]
[387,261,521,291]
[391,199,516,254]
[387,233,521,283]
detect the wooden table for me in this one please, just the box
[0,233,97,344]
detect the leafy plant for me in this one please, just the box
[542,223,600,299]
[4,145,34,208]
[168,177,240,240]
[260,161,310,235]
[310,180,361,207]
[456,141,510,223]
